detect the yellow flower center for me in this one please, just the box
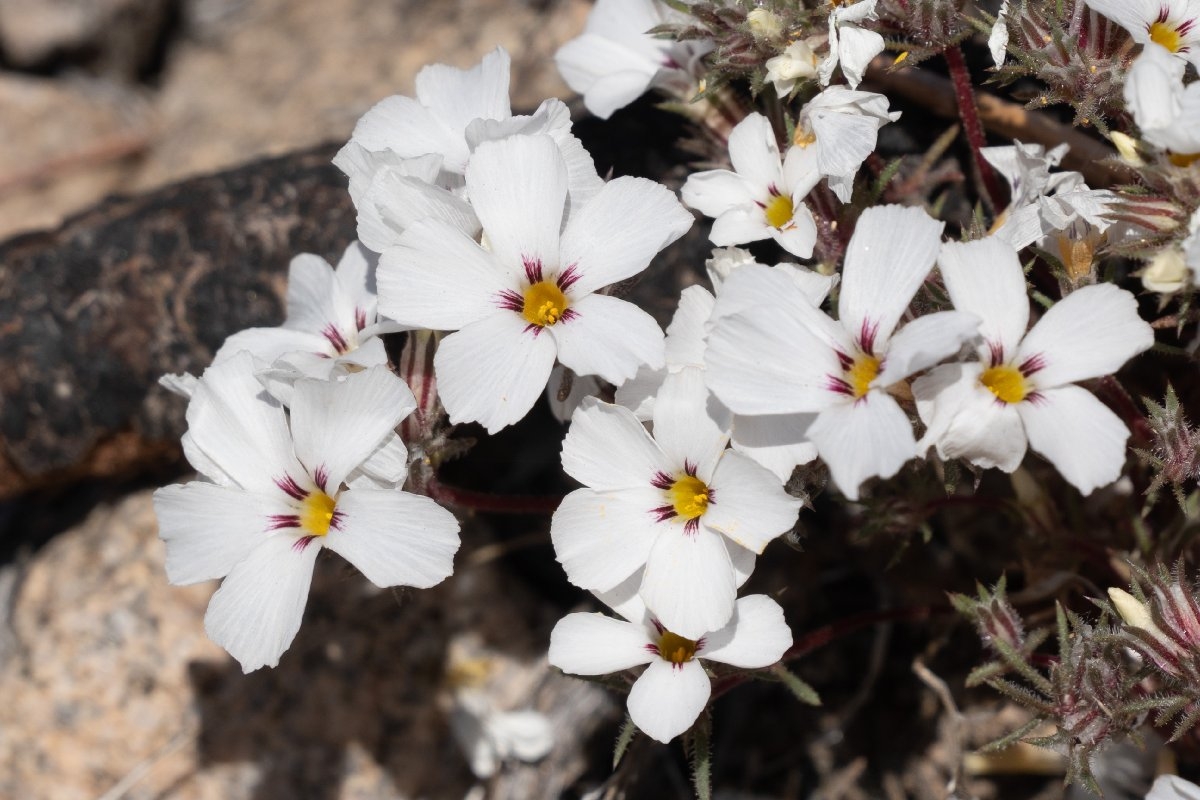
[1150,21,1184,52]
[980,365,1029,404]
[657,630,698,665]
[300,490,337,536]
[764,194,795,229]
[522,280,569,327]
[847,353,880,399]
[669,475,711,520]
[1169,151,1200,167]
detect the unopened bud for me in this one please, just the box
[1109,131,1145,167]
[1142,247,1189,294]
[747,8,784,42]
[1108,588,1158,633]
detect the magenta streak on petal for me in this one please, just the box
[651,505,678,523]
[683,517,701,536]
[313,465,329,493]
[522,323,543,337]
[651,618,666,635]
[1019,353,1045,377]
[275,475,308,501]
[694,635,707,654]
[651,471,674,490]
[683,460,698,477]
[355,308,368,331]
[267,514,300,532]
[988,341,1005,367]
[560,308,580,323]
[292,535,316,553]
[835,350,854,371]
[645,643,661,656]
[557,264,581,292]
[496,288,524,312]
[1024,390,1046,406]
[858,319,879,355]
[824,375,854,396]
[523,255,544,284]
[330,509,346,531]
[662,54,681,69]
[321,323,351,354]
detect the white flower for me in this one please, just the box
[705,205,981,500]
[818,0,886,89]
[552,368,801,638]
[681,113,821,258]
[450,690,554,778]
[555,0,712,119]
[1142,245,1191,293]
[787,86,900,203]
[153,354,461,671]
[765,39,821,97]
[378,134,691,433]
[616,253,835,482]
[1085,0,1200,68]
[989,1,1010,67]
[213,243,401,404]
[1147,775,1200,800]
[1124,41,1200,158]
[913,237,1155,495]
[984,141,1116,252]
[548,592,792,743]
[335,49,601,253]
[1182,208,1200,282]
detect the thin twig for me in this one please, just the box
[913,657,970,799]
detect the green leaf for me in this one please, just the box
[769,663,822,706]
[613,714,637,769]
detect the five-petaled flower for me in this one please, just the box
[548,591,792,743]
[1086,0,1200,67]
[154,354,461,672]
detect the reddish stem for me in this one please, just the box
[943,45,1006,212]
[425,476,563,515]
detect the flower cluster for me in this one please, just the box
[147,0,1196,790]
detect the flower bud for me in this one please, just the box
[747,8,784,42]
[1142,247,1190,294]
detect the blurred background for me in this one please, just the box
[0,0,588,239]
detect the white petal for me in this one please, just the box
[204,533,319,672]
[1125,42,1185,134]
[838,204,945,349]
[378,218,511,330]
[550,294,665,384]
[726,537,756,588]
[710,206,774,247]
[616,365,667,421]
[466,134,567,273]
[1016,284,1154,388]
[154,482,279,585]
[323,487,460,588]
[835,25,885,88]
[289,366,416,491]
[559,176,694,296]
[1017,385,1131,495]
[875,311,981,387]
[415,48,512,159]
[651,367,730,481]
[627,659,710,744]
[699,594,792,668]
[730,411,819,482]
[989,1,1010,67]
[913,363,1027,472]
[1083,0,1159,43]
[350,432,410,487]
[641,527,737,639]
[214,327,332,366]
[186,353,306,494]
[548,612,655,675]
[665,285,717,368]
[705,266,848,415]
[769,210,819,259]
[359,169,479,254]
[807,393,916,500]
[551,487,661,591]
[282,253,348,335]
[555,34,659,119]
[937,237,1029,362]
[681,169,759,218]
[593,568,650,622]
[704,451,800,553]
[1147,775,1200,800]
[434,313,559,434]
[728,113,785,190]
[561,398,671,489]
[347,94,457,167]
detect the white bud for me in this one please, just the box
[1141,246,1189,294]
[747,8,784,41]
